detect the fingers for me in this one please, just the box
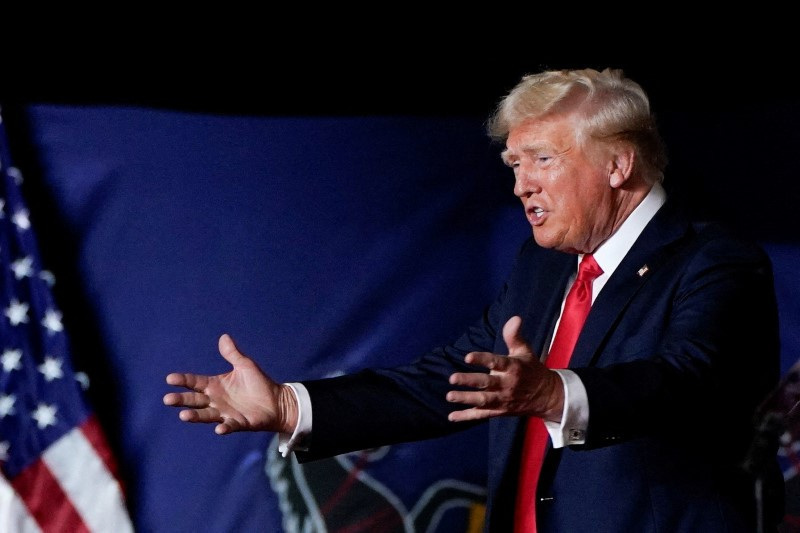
[450,349,521,396]
[165,372,210,391]
[178,407,219,423]
[448,406,504,422]
[218,333,248,366]
[449,367,495,389]
[165,333,243,391]
[171,410,239,436]
[447,389,491,406]
[446,388,505,422]
[503,315,531,356]
[463,351,510,371]
[215,418,243,435]
[170,407,239,437]
[162,391,210,408]
[164,335,254,436]
[446,318,544,423]
[457,316,533,371]
[445,386,514,423]
[173,402,223,424]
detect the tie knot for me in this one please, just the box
[577,254,603,282]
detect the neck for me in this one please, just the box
[585,182,653,254]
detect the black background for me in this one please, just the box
[2,24,799,243]
[2,18,798,117]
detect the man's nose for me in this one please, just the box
[514,172,542,198]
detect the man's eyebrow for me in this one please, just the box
[501,142,549,165]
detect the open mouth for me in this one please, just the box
[527,206,546,225]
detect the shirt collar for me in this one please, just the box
[583,182,667,288]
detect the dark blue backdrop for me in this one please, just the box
[15,107,529,532]
[7,103,800,531]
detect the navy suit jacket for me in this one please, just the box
[299,199,783,532]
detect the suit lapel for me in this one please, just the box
[569,200,692,368]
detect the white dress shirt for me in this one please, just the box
[547,183,666,446]
[280,183,667,456]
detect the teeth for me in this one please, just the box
[534,208,543,213]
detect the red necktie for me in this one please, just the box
[514,254,603,533]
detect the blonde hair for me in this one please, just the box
[487,68,668,183]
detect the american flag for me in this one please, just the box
[0,109,133,532]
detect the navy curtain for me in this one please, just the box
[4,102,799,532]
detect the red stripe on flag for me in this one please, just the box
[11,456,90,533]
[79,414,126,497]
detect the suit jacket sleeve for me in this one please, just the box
[294,241,531,462]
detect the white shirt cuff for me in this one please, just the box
[544,369,589,448]
[277,382,312,457]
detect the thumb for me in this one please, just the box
[218,333,249,367]
[503,316,531,356]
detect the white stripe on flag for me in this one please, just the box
[42,426,133,533]
[0,473,43,533]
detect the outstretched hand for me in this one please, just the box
[163,334,298,435]
[446,316,564,423]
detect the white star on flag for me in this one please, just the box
[40,269,56,287]
[7,166,23,185]
[0,393,16,417]
[4,298,29,325]
[11,208,30,230]
[1,348,22,372]
[10,255,33,280]
[37,356,64,381]
[75,371,91,390]
[32,402,58,429]
[11,208,30,231]
[42,308,64,334]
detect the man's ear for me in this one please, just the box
[608,146,635,189]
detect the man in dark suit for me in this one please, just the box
[163,68,783,532]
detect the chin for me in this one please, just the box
[534,235,580,255]
[532,233,558,250]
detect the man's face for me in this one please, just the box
[502,112,618,254]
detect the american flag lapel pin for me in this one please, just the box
[637,264,649,277]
